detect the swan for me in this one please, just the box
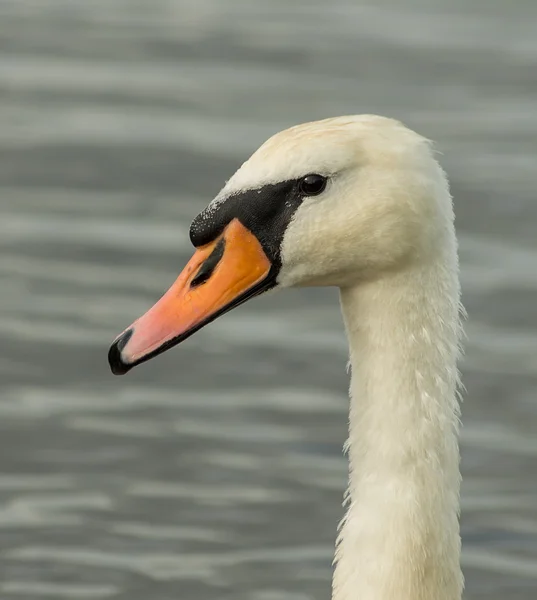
[108,115,464,600]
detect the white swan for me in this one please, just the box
[109,115,464,600]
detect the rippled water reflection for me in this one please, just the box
[1,1,537,598]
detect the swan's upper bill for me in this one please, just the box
[108,115,450,374]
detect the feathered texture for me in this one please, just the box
[214,115,465,600]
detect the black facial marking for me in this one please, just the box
[189,179,308,272]
[190,237,225,288]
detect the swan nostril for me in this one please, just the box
[190,238,226,288]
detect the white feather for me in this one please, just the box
[215,115,465,600]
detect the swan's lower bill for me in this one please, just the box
[108,218,273,375]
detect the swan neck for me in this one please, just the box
[333,262,463,600]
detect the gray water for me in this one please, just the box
[1,1,537,598]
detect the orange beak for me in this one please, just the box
[108,219,273,375]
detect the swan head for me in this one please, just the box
[109,115,451,374]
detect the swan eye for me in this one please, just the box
[299,174,327,197]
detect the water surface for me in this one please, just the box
[1,1,537,598]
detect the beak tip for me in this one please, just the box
[108,328,134,376]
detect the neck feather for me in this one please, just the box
[333,248,464,600]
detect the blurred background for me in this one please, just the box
[1,0,536,598]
